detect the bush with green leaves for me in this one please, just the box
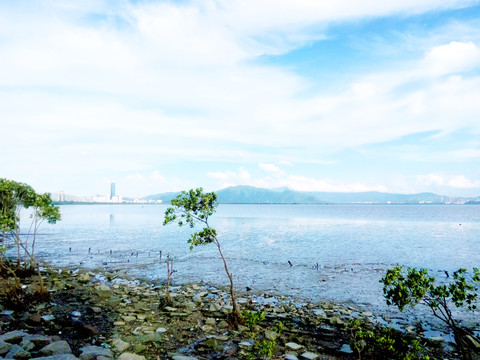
[0,178,61,303]
[348,319,432,360]
[242,310,265,328]
[381,266,480,359]
[163,188,242,325]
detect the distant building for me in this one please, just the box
[58,191,65,202]
[110,183,116,200]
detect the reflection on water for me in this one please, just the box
[19,204,480,316]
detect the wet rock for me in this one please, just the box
[28,312,43,324]
[204,338,217,348]
[329,316,344,326]
[132,344,147,353]
[171,356,198,360]
[117,353,145,360]
[286,342,303,351]
[217,320,229,329]
[122,315,137,323]
[111,338,130,353]
[79,345,112,360]
[264,329,279,340]
[18,339,35,352]
[238,341,253,349]
[77,274,91,284]
[35,355,80,360]
[5,344,30,359]
[312,309,326,318]
[41,315,56,322]
[0,330,28,344]
[155,327,167,334]
[0,341,13,356]
[285,354,299,360]
[300,351,319,360]
[205,318,216,326]
[340,344,353,354]
[39,341,72,356]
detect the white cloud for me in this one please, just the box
[417,173,480,189]
[207,168,252,189]
[258,163,285,176]
[423,41,480,76]
[448,175,480,189]
[1,1,480,196]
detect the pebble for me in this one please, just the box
[285,354,299,360]
[286,342,303,350]
[300,351,319,360]
[340,344,353,354]
[117,353,145,360]
[111,338,130,353]
[79,345,113,360]
[155,327,167,334]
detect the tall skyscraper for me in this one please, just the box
[110,183,116,200]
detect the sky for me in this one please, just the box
[1,0,480,198]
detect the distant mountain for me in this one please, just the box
[217,185,320,204]
[143,185,449,204]
[143,191,182,202]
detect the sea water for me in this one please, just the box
[18,204,480,315]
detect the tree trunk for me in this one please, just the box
[214,238,243,327]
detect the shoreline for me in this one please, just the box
[0,263,462,359]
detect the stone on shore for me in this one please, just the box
[39,341,72,356]
[300,351,319,360]
[117,352,145,360]
[79,345,112,360]
[35,355,80,360]
[6,344,31,359]
[111,338,131,353]
[286,342,303,351]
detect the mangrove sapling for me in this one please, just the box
[160,254,174,308]
[0,178,60,301]
[163,188,243,326]
[381,266,480,359]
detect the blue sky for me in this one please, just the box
[1,0,480,198]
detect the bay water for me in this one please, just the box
[22,204,480,317]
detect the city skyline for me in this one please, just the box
[1,1,480,198]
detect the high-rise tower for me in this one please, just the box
[110,183,116,200]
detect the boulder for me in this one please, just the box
[79,345,112,360]
[39,341,72,356]
[0,330,28,344]
[6,344,30,359]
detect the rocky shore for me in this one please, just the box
[0,266,457,359]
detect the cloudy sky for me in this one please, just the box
[1,0,480,198]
